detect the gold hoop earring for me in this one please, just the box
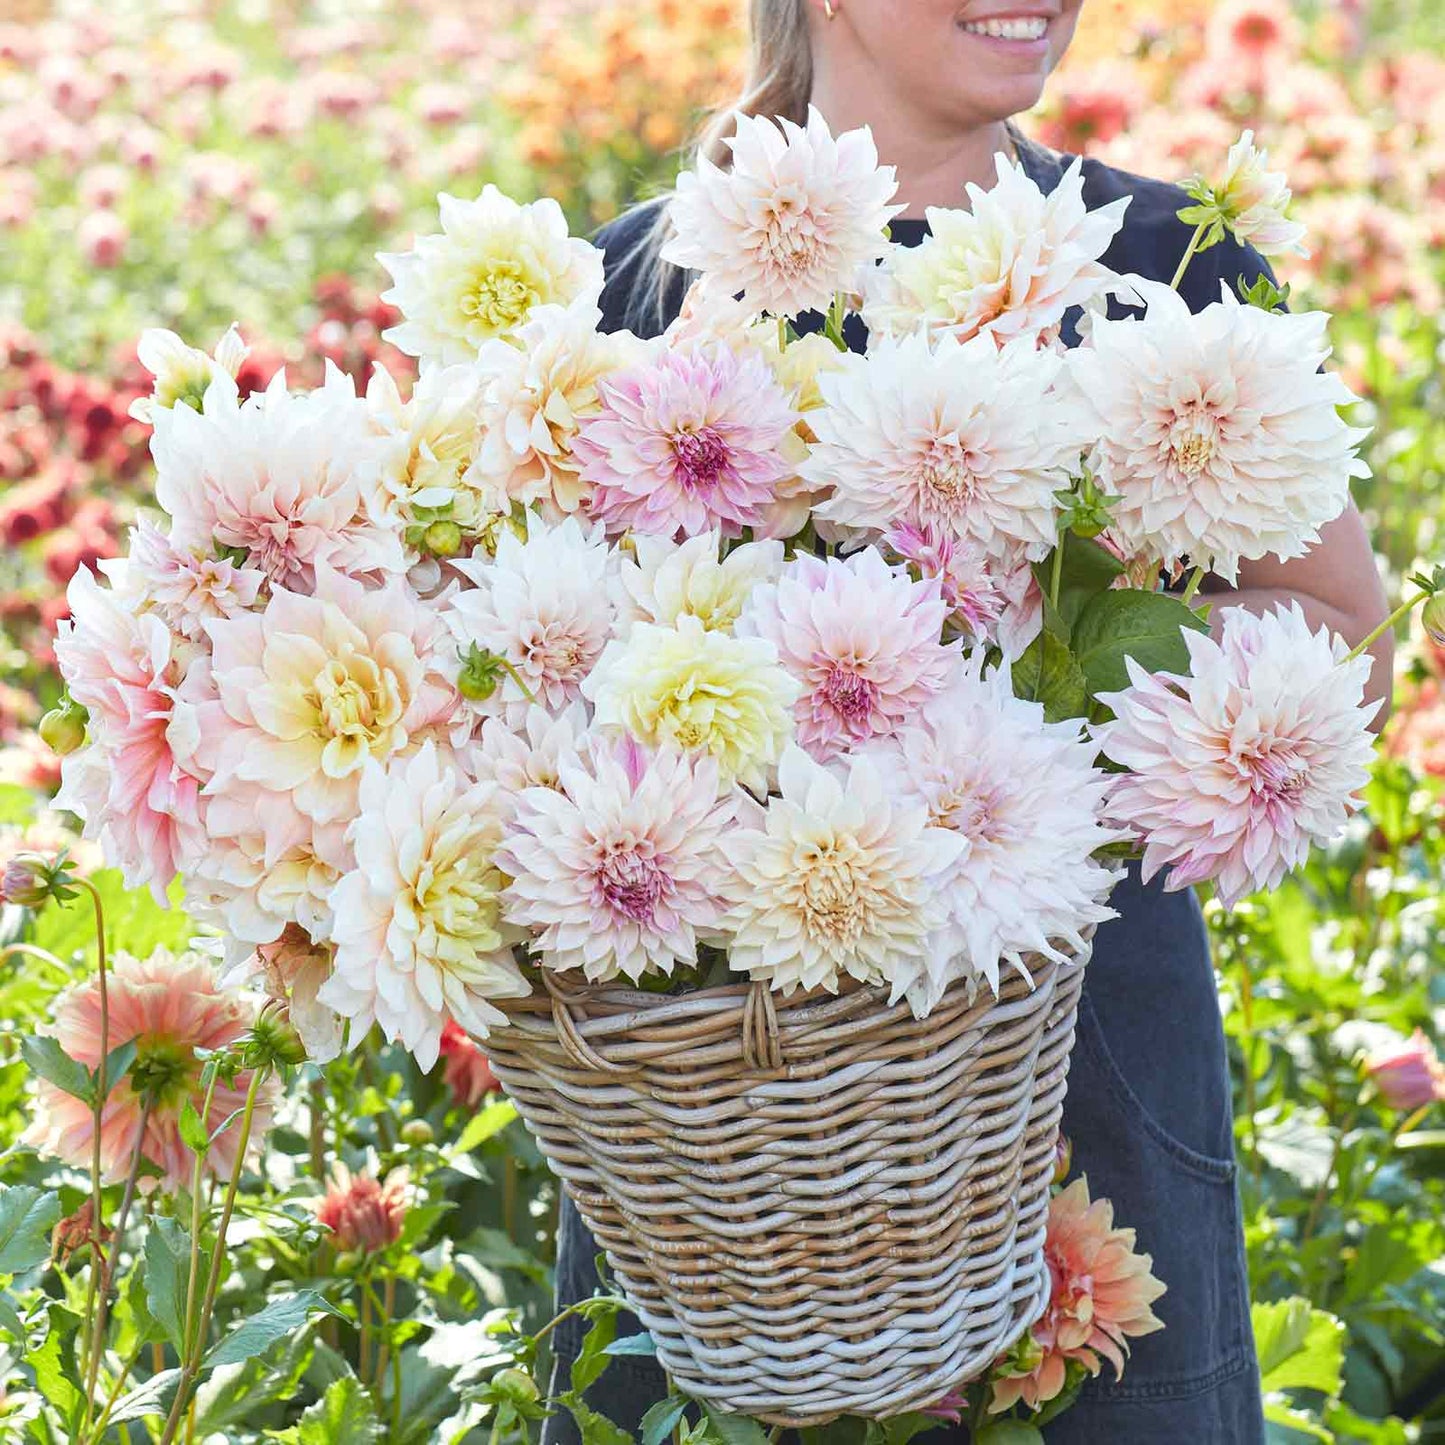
[823,0,837,18]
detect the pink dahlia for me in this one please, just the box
[1095,605,1380,907]
[501,737,738,984]
[53,566,204,902]
[124,517,265,640]
[438,1020,499,1108]
[990,1178,1165,1413]
[316,1164,409,1254]
[738,550,955,761]
[573,343,799,540]
[1363,1029,1445,1113]
[22,948,275,1191]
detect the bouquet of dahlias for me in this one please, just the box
[43,109,1420,1422]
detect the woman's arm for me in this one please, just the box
[1201,500,1394,729]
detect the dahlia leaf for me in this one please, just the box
[569,1306,619,1395]
[702,1403,771,1445]
[557,1392,634,1445]
[1013,632,1088,724]
[1253,1297,1345,1398]
[640,1396,690,1445]
[1031,536,1123,633]
[1072,590,1208,698]
[0,1184,59,1275]
[144,1215,194,1353]
[20,1036,92,1104]
[289,1375,383,1444]
[204,1289,344,1371]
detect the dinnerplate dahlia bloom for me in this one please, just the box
[152,366,404,592]
[807,331,1083,560]
[1068,281,1368,582]
[873,656,1122,1009]
[739,550,955,761]
[862,154,1130,346]
[502,738,738,983]
[1095,605,1379,906]
[318,744,530,1070]
[990,1178,1166,1413]
[378,186,604,364]
[22,948,275,1191]
[614,532,784,635]
[722,745,964,998]
[574,342,799,539]
[662,105,901,318]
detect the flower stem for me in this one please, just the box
[1345,589,1430,662]
[777,315,788,353]
[1180,563,1207,606]
[159,1064,270,1445]
[77,878,111,1435]
[0,942,74,978]
[83,1343,145,1445]
[1048,533,1066,611]
[1170,222,1209,291]
[179,1065,222,1373]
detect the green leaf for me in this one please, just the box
[1253,1298,1345,1399]
[1263,1400,1334,1442]
[30,1304,84,1426]
[1339,1221,1443,1306]
[178,1099,210,1156]
[1071,589,1209,699]
[20,1036,92,1103]
[558,1393,635,1445]
[1034,536,1125,632]
[145,1215,194,1353]
[1012,630,1089,722]
[0,1289,25,1340]
[974,1425,1047,1445]
[641,1397,690,1445]
[880,1412,943,1445]
[569,1308,619,1396]
[451,1097,518,1155]
[30,866,192,964]
[702,1406,771,1445]
[604,1330,657,1357]
[0,1185,59,1275]
[204,1289,343,1371]
[110,1368,182,1423]
[98,1039,139,1100]
[293,1376,383,1444]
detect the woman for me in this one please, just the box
[544,3,1393,1440]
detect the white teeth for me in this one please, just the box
[962,15,1049,39]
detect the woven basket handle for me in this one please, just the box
[742,980,784,1073]
[543,972,643,1077]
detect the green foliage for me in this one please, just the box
[1070,588,1210,698]
[0,1185,59,1276]
[270,1375,382,1443]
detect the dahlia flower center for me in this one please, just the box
[919,436,982,506]
[521,623,593,684]
[1242,741,1310,803]
[1169,413,1220,476]
[818,666,879,726]
[410,846,505,957]
[306,654,406,778]
[796,841,867,944]
[129,1036,199,1109]
[596,849,666,922]
[670,426,731,495]
[461,260,542,335]
[934,780,1007,845]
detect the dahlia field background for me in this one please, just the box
[1,0,1443,1440]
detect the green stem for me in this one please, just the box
[83,1344,146,1445]
[0,942,74,978]
[1238,951,1262,1195]
[1048,533,1066,611]
[77,878,110,1435]
[1170,222,1209,291]
[1300,1105,1358,1246]
[158,1065,270,1445]
[1345,589,1430,662]
[1180,563,1207,606]
[179,1066,222,1374]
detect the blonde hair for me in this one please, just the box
[622,0,814,332]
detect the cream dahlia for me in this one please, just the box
[317,744,530,1071]
[1211,130,1309,257]
[807,331,1084,560]
[128,323,248,424]
[255,926,343,1064]
[573,342,799,539]
[862,154,1130,346]
[721,745,964,998]
[22,948,275,1191]
[123,518,265,641]
[662,106,901,318]
[1067,280,1368,582]
[378,185,605,364]
[613,531,783,635]
[871,655,1122,1009]
[446,512,616,725]
[582,615,798,793]
[152,366,404,591]
[1095,604,1380,906]
[472,301,637,519]
[472,703,592,818]
[989,1178,1166,1414]
[502,737,738,983]
[738,550,956,761]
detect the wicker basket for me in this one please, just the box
[488,948,1088,1426]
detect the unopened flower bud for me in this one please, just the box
[1421,593,1445,648]
[492,1367,541,1407]
[242,1010,309,1069]
[400,1119,434,1147]
[423,519,463,557]
[1052,1133,1073,1186]
[457,643,506,702]
[333,1250,362,1274]
[1,852,76,909]
[38,697,88,755]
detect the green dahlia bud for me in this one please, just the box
[241,1010,308,1070]
[1421,592,1445,648]
[423,519,464,558]
[492,1368,541,1407]
[38,697,88,755]
[400,1119,435,1147]
[457,643,506,702]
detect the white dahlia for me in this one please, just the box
[317,743,530,1070]
[583,615,798,793]
[1067,281,1368,582]
[501,738,738,983]
[663,106,902,318]
[807,330,1086,560]
[152,365,404,591]
[378,186,605,365]
[613,531,784,635]
[722,745,964,1000]
[862,154,1130,346]
[471,301,638,519]
[471,703,593,821]
[1208,130,1309,258]
[1094,604,1379,907]
[445,512,617,725]
[129,323,248,424]
[872,655,1123,1011]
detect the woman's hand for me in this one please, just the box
[1202,500,1394,729]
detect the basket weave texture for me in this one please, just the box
[488,949,1088,1426]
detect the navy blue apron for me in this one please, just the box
[539,132,1266,1443]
